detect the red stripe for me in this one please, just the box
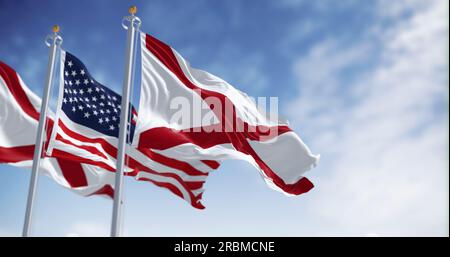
[58,120,118,158]
[138,126,229,150]
[56,158,88,187]
[139,148,208,176]
[58,119,206,182]
[137,177,205,209]
[55,121,209,202]
[131,108,138,125]
[127,157,207,209]
[0,61,54,140]
[130,161,205,192]
[56,121,140,179]
[143,34,314,195]
[0,62,40,121]
[55,133,109,160]
[185,181,205,191]
[138,177,183,198]
[58,120,208,180]
[89,185,114,199]
[124,151,209,208]
[51,149,115,172]
[201,160,220,170]
[138,124,291,150]
[0,145,35,163]
[130,107,137,125]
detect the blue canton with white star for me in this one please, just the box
[61,52,136,142]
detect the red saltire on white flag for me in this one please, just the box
[0,61,115,198]
[133,33,320,197]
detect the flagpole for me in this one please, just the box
[111,6,141,237]
[23,25,62,237]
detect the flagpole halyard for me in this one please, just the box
[110,6,141,237]
[23,25,62,237]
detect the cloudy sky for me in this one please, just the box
[0,0,448,236]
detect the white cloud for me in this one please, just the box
[287,0,448,236]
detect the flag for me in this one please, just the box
[0,60,115,197]
[46,50,138,172]
[133,32,320,196]
[47,51,219,209]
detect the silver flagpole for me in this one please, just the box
[111,6,141,237]
[23,25,63,237]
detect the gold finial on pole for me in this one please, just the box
[52,25,60,33]
[129,5,137,15]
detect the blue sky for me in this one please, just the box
[0,0,448,236]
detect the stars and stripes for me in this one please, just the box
[61,52,135,140]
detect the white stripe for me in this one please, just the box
[191,188,204,197]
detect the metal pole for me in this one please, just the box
[23,25,62,237]
[111,6,141,237]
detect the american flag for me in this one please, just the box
[47,51,218,209]
[60,52,136,142]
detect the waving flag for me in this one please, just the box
[0,60,115,198]
[134,33,319,196]
[47,51,138,171]
[47,51,218,209]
